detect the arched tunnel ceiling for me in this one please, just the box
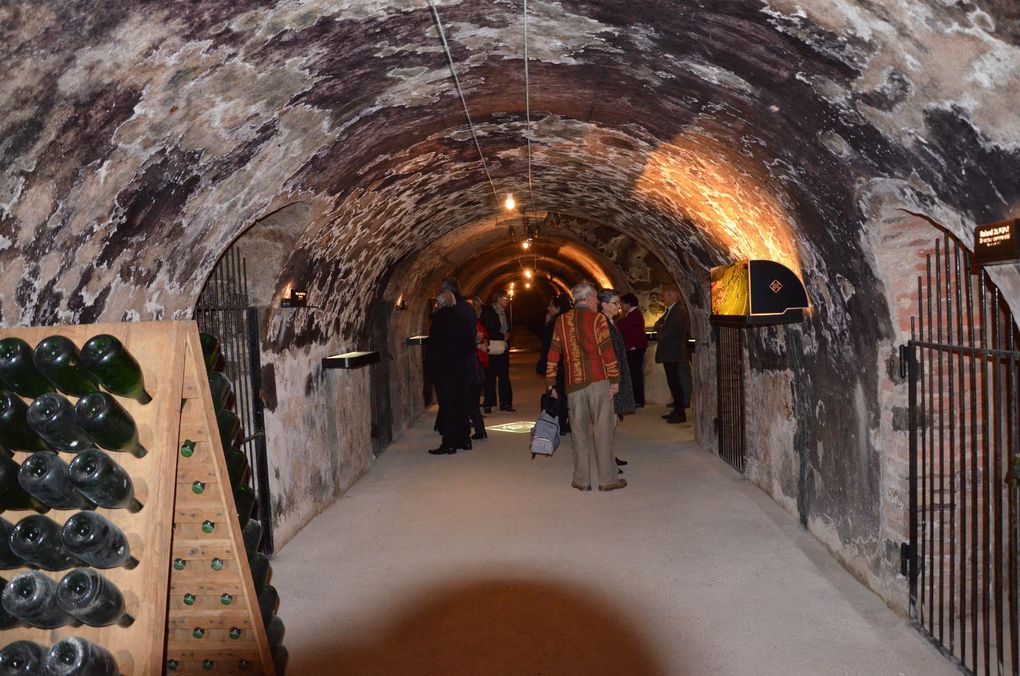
[0,0,1018,345]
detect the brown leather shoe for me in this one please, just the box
[571,481,591,491]
[599,478,628,491]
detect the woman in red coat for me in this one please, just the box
[615,293,648,407]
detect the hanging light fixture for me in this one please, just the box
[505,193,516,211]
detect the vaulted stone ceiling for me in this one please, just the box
[4,0,1017,338]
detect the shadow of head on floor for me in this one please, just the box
[292,576,677,675]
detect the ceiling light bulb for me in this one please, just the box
[504,193,516,210]
[522,239,531,250]
[525,282,531,289]
[524,269,533,279]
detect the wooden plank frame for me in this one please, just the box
[0,321,275,675]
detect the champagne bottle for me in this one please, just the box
[80,334,152,404]
[216,409,242,451]
[68,449,143,512]
[226,450,251,492]
[62,511,138,569]
[242,518,262,560]
[272,645,289,676]
[9,515,80,570]
[33,336,100,397]
[0,452,49,513]
[266,614,286,650]
[44,637,119,676]
[250,552,271,591]
[199,332,226,373]
[1,571,75,628]
[26,393,95,453]
[0,391,50,452]
[235,484,255,521]
[0,640,46,675]
[0,338,54,398]
[18,451,93,510]
[74,392,147,458]
[56,567,134,627]
[0,577,20,629]
[208,371,235,413]
[258,584,279,626]
[0,518,20,569]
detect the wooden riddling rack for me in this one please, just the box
[0,321,275,675]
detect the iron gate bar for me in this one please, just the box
[908,233,1020,675]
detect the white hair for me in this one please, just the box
[436,290,456,308]
[571,281,596,302]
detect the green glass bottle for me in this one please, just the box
[272,645,289,675]
[33,336,100,397]
[0,391,51,452]
[250,553,271,591]
[208,371,235,414]
[216,409,242,451]
[226,450,251,492]
[242,519,263,560]
[199,333,225,374]
[0,452,49,513]
[9,515,79,571]
[1,571,74,628]
[44,636,120,676]
[0,641,47,671]
[258,584,279,627]
[266,615,286,650]
[0,337,54,398]
[1,517,22,569]
[0,577,21,629]
[228,626,242,640]
[67,448,143,512]
[74,392,147,458]
[18,451,94,510]
[56,567,134,627]
[234,484,256,521]
[80,334,152,404]
[26,393,95,453]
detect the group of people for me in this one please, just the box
[426,276,694,493]
[541,282,693,492]
[424,278,516,456]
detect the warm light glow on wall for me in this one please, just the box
[634,131,802,276]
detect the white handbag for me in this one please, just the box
[487,339,507,355]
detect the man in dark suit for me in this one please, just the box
[425,290,474,454]
[654,285,692,423]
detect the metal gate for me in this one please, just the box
[194,248,275,556]
[716,325,746,472]
[903,233,1020,675]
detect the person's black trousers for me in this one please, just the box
[626,348,647,406]
[662,360,692,414]
[435,381,470,449]
[483,353,513,409]
[468,384,485,435]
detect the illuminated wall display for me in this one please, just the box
[710,259,809,327]
[973,218,1019,267]
[322,351,381,369]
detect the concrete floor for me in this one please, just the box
[273,349,955,676]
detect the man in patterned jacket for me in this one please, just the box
[546,281,627,492]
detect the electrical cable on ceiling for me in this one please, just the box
[427,0,500,207]
[524,0,536,216]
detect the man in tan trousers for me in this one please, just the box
[546,281,627,492]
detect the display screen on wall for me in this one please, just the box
[974,218,1019,267]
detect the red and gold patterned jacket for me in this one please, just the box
[545,307,620,394]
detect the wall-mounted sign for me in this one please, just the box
[280,289,308,308]
[974,218,1019,267]
[710,259,809,327]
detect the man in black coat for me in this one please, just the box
[654,285,692,423]
[425,290,474,454]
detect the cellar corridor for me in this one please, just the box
[271,349,953,676]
